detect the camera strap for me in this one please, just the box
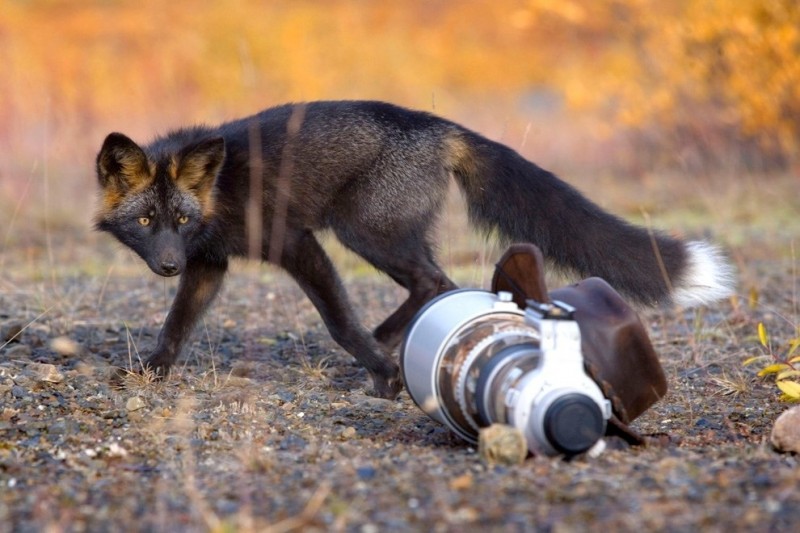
[491,243,669,447]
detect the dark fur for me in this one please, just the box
[95,100,689,398]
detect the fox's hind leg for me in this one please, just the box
[278,229,402,399]
[372,247,457,350]
[332,225,457,351]
[329,156,458,351]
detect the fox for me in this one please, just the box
[95,100,735,398]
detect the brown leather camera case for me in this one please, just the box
[491,243,668,445]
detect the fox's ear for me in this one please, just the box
[96,133,151,191]
[175,136,225,219]
[176,136,225,193]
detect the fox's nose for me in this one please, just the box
[160,261,180,276]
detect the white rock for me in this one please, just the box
[32,363,64,384]
[771,405,800,453]
[50,336,79,356]
[478,423,528,465]
[126,396,147,412]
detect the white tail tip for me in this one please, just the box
[672,241,736,307]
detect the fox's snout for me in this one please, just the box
[146,231,186,277]
[148,252,185,277]
[148,255,185,277]
[155,259,182,277]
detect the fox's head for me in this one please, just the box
[94,132,225,277]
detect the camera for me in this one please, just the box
[401,289,612,457]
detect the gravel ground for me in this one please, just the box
[1,232,799,532]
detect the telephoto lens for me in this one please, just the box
[401,289,612,457]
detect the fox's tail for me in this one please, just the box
[445,128,735,307]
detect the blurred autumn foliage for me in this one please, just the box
[1,0,798,187]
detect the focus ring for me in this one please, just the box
[454,327,538,433]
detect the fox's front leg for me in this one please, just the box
[145,258,228,375]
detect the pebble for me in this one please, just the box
[1,321,23,342]
[50,336,79,356]
[449,473,474,491]
[770,405,800,453]
[356,466,377,480]
[126,396,147,412]
[357,397,393,412]
[32,363,65,384]
[107,442,129,458]
[478,423,528,466]
[278,434,307,451]
[4,344,32,358]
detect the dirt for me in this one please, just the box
[1,229,799,532]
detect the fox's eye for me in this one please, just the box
[177,215,189,225]
[138,217,150,226]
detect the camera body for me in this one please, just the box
[401,289,612,457]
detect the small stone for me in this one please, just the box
[32,363,64,384]
[771,405,800,453]
[478,423,528,466]
[126,396,147,412]
[356,466,376,480]
[50,336,79,356]
[357,396,393,412]
[11,385,28,399]
[48,419,68,435]
[341,426,357,440]
[1,321,23,343]
[107,442,129,458]
[449,473,474,491]
[229,361,258,378]
[4,344,32,358]
[448,506,479,524]
[278,434,307,451]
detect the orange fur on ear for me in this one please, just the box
[96,133,153,192]
[95,133,154,216]
[176,137,225,219]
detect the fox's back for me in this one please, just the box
[202,101,455,226]
[220,100,448,167]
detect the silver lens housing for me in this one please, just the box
[401,289,524,442]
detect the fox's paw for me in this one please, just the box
[143,351,176,379]
[109,361,169,388]
[371,372,404,400]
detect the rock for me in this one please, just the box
[449,473,474,491]
[278,433,307,451]
[32,363,65,384]
[50,336,79,356]
[126,396,147,412]
[478,423,528,466]
[771,406,800,453]
[356,466,376,480]
[341,426,358,440]
[1,321,23,342]
[106,442,129,458]
[356,396,393,412]
[4,344,32,358]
